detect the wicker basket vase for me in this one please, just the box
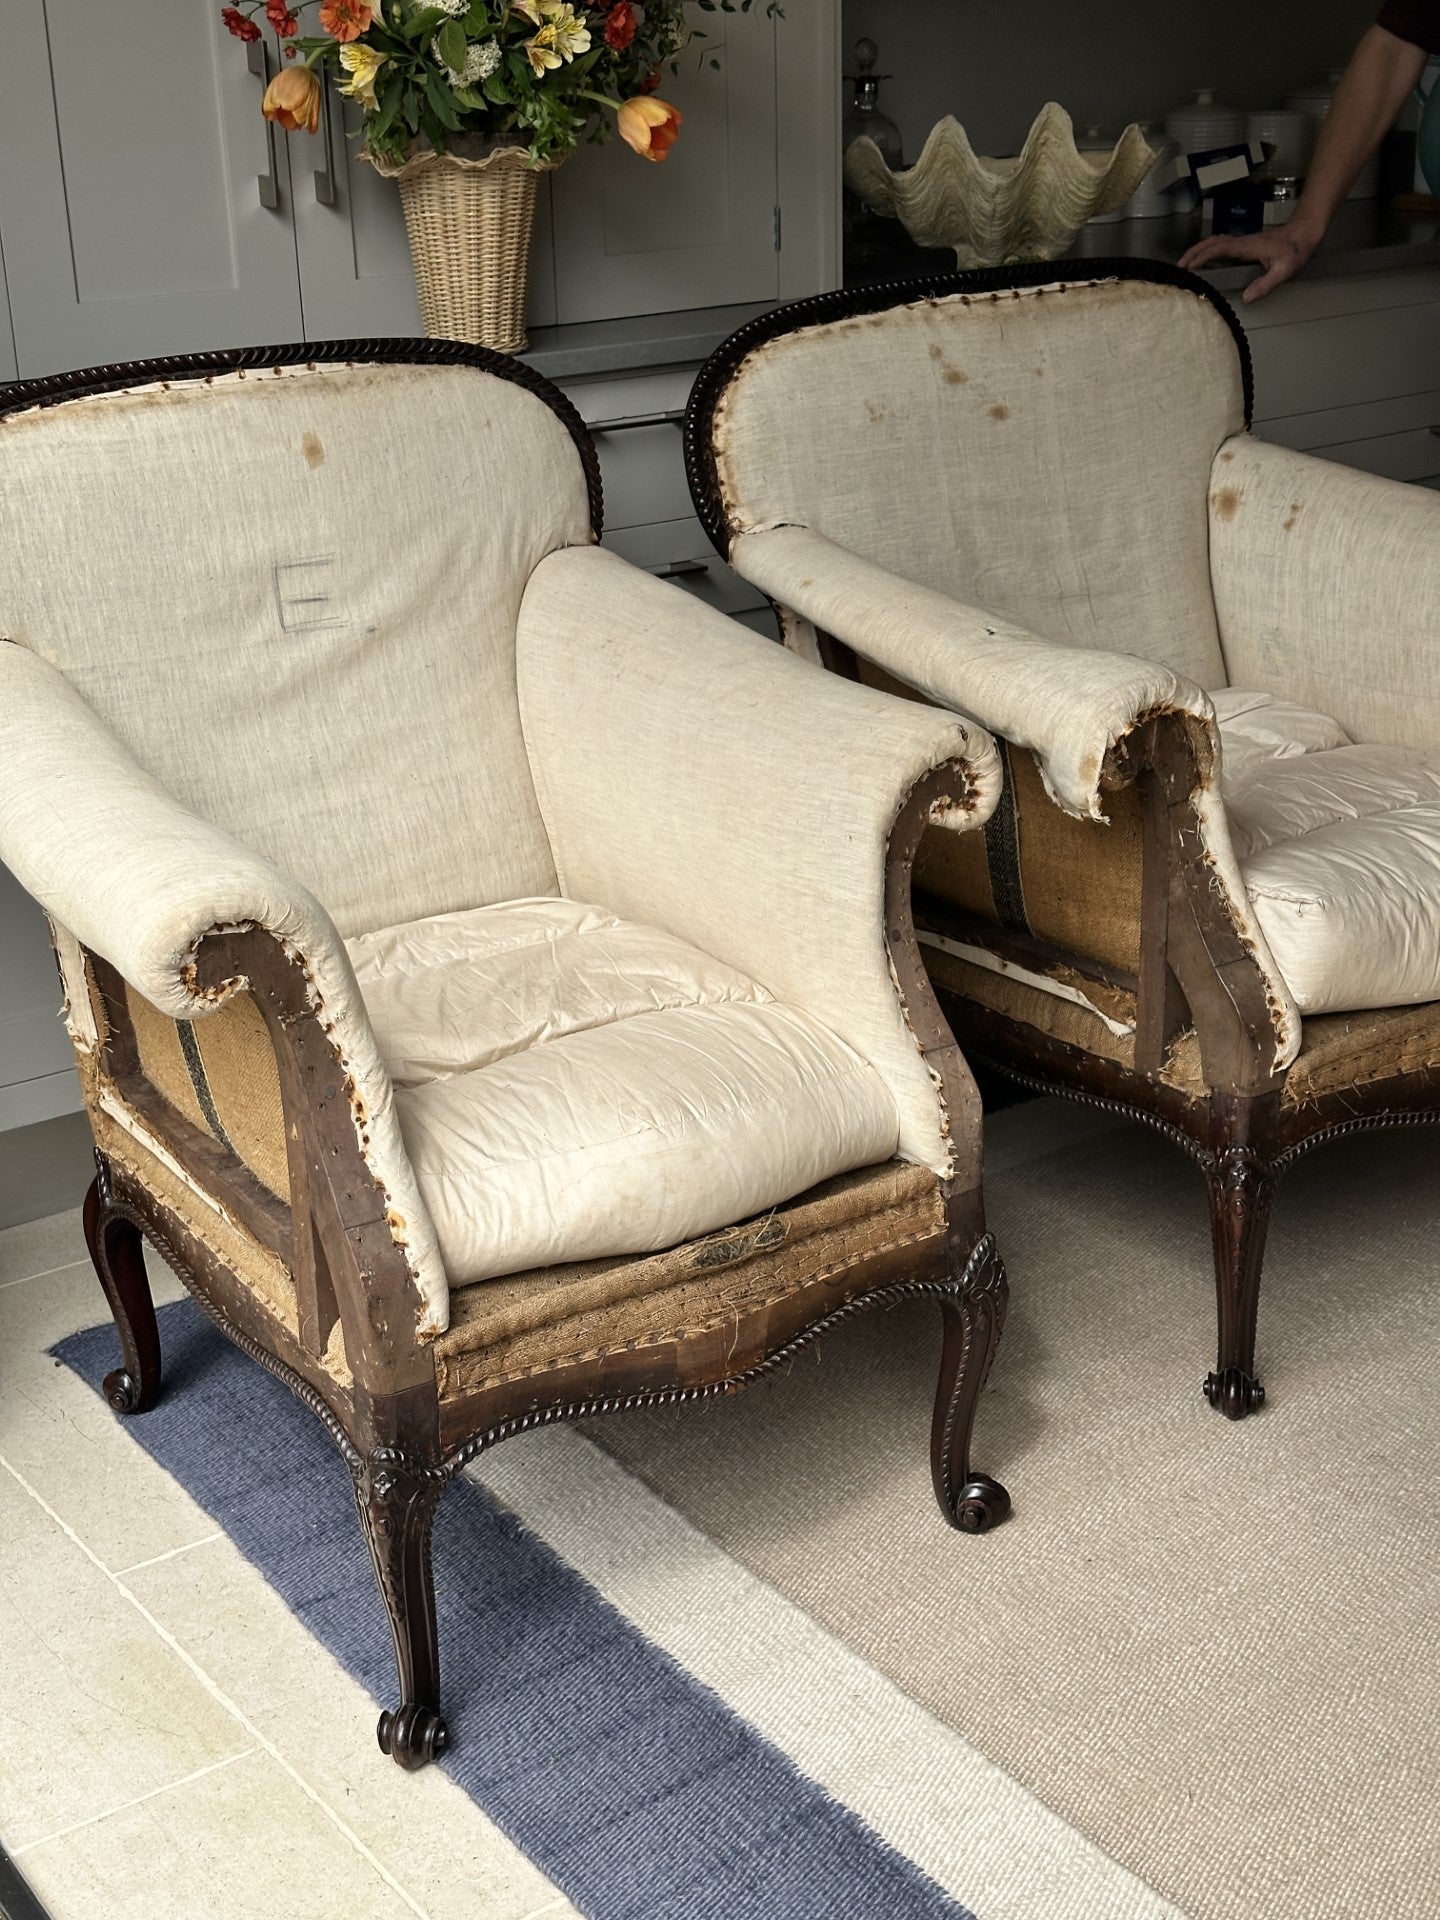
[371,146,558,354]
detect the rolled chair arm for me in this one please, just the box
[515,544,1002,1181]
[0,642,448,1336]
[728,527,1303,1078]
[732,524,1216,822]
[1208,434,1440,751]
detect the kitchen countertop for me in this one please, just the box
[848,195,1440,295]
[521,300,779,381]
[522,198,1440,382]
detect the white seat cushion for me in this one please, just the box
[1215,690,1440,1016]
[346,899,899,1287]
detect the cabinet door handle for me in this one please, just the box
[649,557,711,582]
[247,40,281,210]
[315,70,338,207]
[588,408,687,433]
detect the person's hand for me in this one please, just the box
[1177,225,1318,302]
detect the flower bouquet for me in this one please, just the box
[222,0,776,349]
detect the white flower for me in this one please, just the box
[436,36,501,86]
[434,0,467,12]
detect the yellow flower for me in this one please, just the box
[511,0,544,21]
[548,3,591,58]
[525,24,561,73]
[523,2,589,74]
[338,40,387,109]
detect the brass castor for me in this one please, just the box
[1202,1367,1266,1420]
[377,1704,449,1770]
[947,1475,1012,1533]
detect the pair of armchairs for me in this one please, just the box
[687,258,1440,1424]
[0,340,1009,1772]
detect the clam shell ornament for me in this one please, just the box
[845,103,1158,268]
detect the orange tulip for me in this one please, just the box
[262,63,322,134]
[616,95,682,163]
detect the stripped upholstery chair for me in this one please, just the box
[687,259,1440,1423]
[0,341,1010,1772]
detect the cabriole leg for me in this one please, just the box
[353,1453,448,1770]
[931,1233,1012,1532]
[1202,1145,1275,1420]
[82,1165,161,1415]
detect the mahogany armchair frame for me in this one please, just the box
[684,264,1440,1426]
[6,341,1012,1771]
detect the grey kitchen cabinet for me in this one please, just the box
[551,7,779,323]
[0,238,15,383]
[0,0,306,374]
[0,868,77,1130]
[1237,268,1440,487]
[562,364,773,629]
[551,3,839,323]
[0,3,837,378]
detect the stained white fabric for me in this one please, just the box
[733,524,1214,822]
[714,276,1243,686]
[515,545,1002,1178]
[1209,434,1440,752]
[1210,687,1353,779]
[347,897,771,1084]
[356,900,898,1286]
[0,360,590,937]
[1219,692,1440,1015]
[0,644,450,1333]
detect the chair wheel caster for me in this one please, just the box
[377,1703,449,1770]
[948,1475,1011,1533]
[103,1367,144,1414]
[1202,1368,1265,1420]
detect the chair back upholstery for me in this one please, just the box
[695,266,1248,688]
[0,347,597,937]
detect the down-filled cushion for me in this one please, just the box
[1216,690,1440,1016]
[347,898,899,1287]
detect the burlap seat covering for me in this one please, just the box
[1282,1002,1440,1109]
[90,1094,301,1340]
[124,985,291,1203]
[912,737,1146,979]
[927,937,1440,1116]
[430,1161,943,1398]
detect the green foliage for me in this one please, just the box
[252,0,781,168]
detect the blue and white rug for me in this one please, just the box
[56,1300,1176,1920]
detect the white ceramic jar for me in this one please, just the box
[1245,108,1313,180]
[1165,88,1246,153]
[1285,75,1381,198]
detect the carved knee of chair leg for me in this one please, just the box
[353,1452,449,1770]
[83,1164,162,1416]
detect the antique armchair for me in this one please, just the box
[687,260,1440,1423]
[0,341,1010,1771]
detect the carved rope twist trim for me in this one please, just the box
[98,1164,1000,1497]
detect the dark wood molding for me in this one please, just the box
[0,336,605,540]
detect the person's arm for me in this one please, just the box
[1179,25,1428,300]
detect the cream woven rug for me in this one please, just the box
[588,1101,1440,1920]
